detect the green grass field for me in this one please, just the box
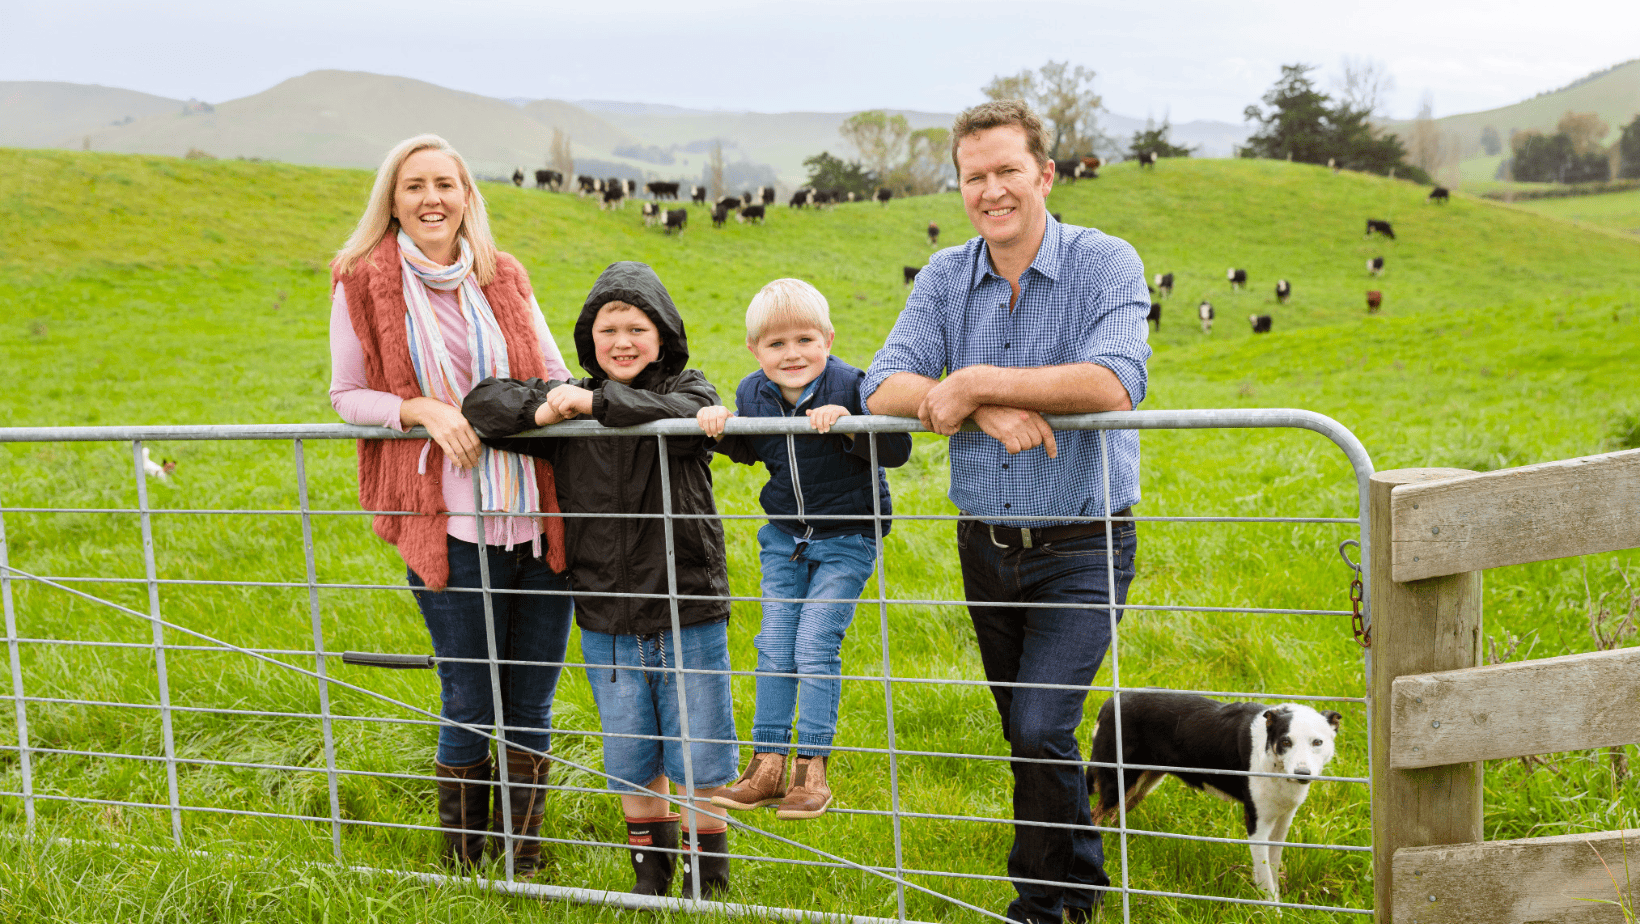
[1507,186,1640,237]
[2,149,1638,922]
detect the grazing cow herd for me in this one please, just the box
[507,157,1434,333]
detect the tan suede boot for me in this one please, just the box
[708,752,788,811]
[775,755,831,819]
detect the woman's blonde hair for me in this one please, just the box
[745,278,832,341]
[333,134,499,283]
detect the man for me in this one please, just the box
[862,99,1150,924]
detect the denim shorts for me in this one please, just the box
[580,620,739,793]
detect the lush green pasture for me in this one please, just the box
[1507,186,1640,237]
[2,148,1638,922]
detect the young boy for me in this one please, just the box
[463,261,737,899]
[696,278,912,819]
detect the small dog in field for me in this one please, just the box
[1086,691,1341,904]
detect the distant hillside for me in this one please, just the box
[68,71,640,177]
[1380,58,1640,157]
[0,81,182,148]
[8,71,1246,189]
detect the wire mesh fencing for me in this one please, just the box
[0,410,1375,921]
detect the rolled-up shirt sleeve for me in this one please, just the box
[861,265,951,404]
[329,283,408,431]
[1081,237,1151,410]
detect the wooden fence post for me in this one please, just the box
[1369,469,1485,923]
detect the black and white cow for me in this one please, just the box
[903,265,921,285]
[1154,273,1174,297]
[535,169,551,189]
[539,170,564,191]
[759,185,776,205]
[875,187,893,206]
[716,196,742,212]
[738,204,766,224]
[641,201,660,226]
[1428,186,1450,203]
[789,189,812,208]
[577,175,601,196]
[1138,151,1158,169]
[1198,300,1215,334]
[601,186,625,210]
[1249,314,1273,333]
[690,185,707,205]
[1053,159,1080,183]
[1228,268,1248,290]
[711,204,729,228]
[663,208,688,235]
[512,169,524,187]
[1146,302,1162,331]
[1367,257,1385,276]
[1275,279,1291,303]
[1365,218,1396,240]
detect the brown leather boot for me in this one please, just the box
[775,755,831,819]
[709,752,787,811]
[492,748,550,878]
[435,755,493,868]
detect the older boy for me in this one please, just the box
[464,261,737,900]
[697,279,912,819]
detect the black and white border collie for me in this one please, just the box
[1086,691,1341,904]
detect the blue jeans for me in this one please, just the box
[408,536,575,766]
[751,524,877,757]
[957,519,1138,924]
[581,620,739,793]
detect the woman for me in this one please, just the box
[329,134,573,877]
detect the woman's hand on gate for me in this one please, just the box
[401,397,482,469]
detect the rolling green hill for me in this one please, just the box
[2,149,1638,922]
[1380,57,1640,159]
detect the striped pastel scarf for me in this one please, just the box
[398,230,540,551]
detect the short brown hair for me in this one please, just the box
[950,99,1050,172]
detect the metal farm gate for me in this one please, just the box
[0,409,1376,922]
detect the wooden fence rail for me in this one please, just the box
[1370,449,1640,924]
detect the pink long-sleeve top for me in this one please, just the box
[329,281,573,547]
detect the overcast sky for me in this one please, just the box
[10,0,1638,124]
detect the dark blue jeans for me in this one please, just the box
[957,519,1138,924]
[408,536,575,766]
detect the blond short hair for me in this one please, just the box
[332,134,499,283]
[950,99,1051,171]
[745,278,832,341]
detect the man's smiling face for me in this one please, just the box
[955,124,1055,260]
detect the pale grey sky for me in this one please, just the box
[10,0,1637,123]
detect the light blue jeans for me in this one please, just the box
[751,523,878,757]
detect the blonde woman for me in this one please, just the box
[329,134,573,876]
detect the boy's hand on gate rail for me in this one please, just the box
[807,405,850,434]
[545,384,594,420]
[697,405,733,438]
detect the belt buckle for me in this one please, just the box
[986,523,1032,549]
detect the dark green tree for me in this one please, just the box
[803,151,875,197]
[1618,114,1640,179]
[1240,63,1427,182]
[1126,120,1193,161]
[1511,130,1610,183]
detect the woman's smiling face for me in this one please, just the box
[393,149,468,264]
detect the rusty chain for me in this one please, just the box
[1338,539,1369,648]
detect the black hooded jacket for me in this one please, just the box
[463,261,729,636]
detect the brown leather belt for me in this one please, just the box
[970,508,1132,550]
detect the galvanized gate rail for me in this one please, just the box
[0,409,1376,921]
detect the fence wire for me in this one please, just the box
[0,410,1375,921]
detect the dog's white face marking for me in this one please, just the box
[1263,705,1340,782]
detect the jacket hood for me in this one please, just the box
[574,261,689,385]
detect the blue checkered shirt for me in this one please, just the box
[862,217,1151,527]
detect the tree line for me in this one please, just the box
[1505,112,1640,183]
